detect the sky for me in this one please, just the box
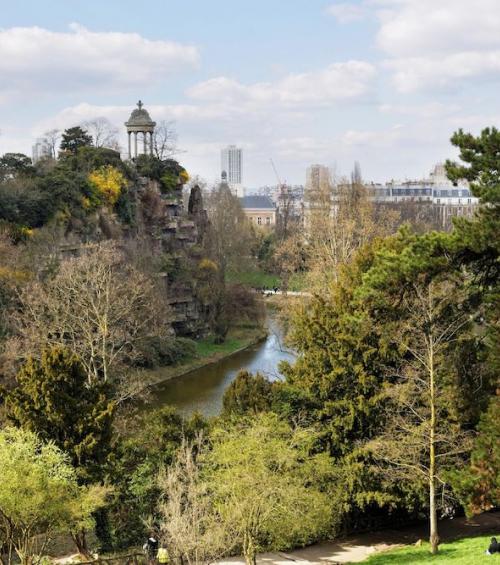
[1,0,500,187]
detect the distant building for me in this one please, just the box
[304,164,333,232]
[239,195,276,227]
[32,139,51,163]
[302,162,479,232]
[305,164,332,193]
[377,163,479,228]
[221,145,244,196]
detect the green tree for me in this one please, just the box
[222,370,273,416]
[446,126,500,376]
[0,427,106,565]
[60,126,93,155]
[0,153,34,180]
[5,347,115,484]
[202,414,333,565]
[360,245,475,554]
[279,237,396,456]
[449,394,500,515]
[107,407,207,549]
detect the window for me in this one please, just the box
[266,217,271,225]
[257,217,262,225]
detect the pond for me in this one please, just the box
[149,314,296,417]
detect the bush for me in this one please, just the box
[222,370,274,416]
[137,336,197,368]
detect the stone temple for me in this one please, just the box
[125,100,156,159]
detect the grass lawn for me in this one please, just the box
[226,269,280,289]
[226,269,308,291]
[195,336,246,357]
[364,535,500,564]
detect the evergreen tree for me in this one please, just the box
[446,126,500,376]
[449,394,500,515]
[6,347,115,483]
[222,370,273,416]
[60,126,93,155]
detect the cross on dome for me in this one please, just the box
[137,100,143,110]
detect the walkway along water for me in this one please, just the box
[149,313,296,417]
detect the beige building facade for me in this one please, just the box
[239,195,276,227]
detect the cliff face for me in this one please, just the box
[135,177,211,337]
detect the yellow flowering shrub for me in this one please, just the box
[198,258,218,272]
[88,166,126,206]
[179,169,189,184]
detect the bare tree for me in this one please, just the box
[369,275,476,554]
[202,184,258,341]
[273,233,305,293]
[153,120,179,160]
[306,173,399,292]
[14,243,170,386]
[276,184,301,241]
[82,118,119,150]
[157,438,229,565]
[41,129,61,159]
[205,184,255,279]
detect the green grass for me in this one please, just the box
[226,269,280,288]
[226,269,308,292]
[288,272,307,292]
[194,337,244,357]
[364,535,500,564]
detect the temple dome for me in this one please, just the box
[125,101,156,131]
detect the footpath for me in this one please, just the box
[216,512,500,564]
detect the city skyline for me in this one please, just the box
[1,1,500,185]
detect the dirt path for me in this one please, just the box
[216,511,500,564]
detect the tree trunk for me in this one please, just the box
[72,529,91,558]
[429,337,439,555]
[243,531,256,565]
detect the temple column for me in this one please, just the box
[143,131,147,154]
[127,132,131,159]
[134,132,138,158]
[150,132,154,156]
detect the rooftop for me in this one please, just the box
[239,195,275,210]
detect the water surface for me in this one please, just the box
[150,316,295,417]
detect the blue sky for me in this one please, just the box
[1,0,500,186]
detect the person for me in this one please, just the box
[143,535,159,564]
[157,546,170,564]
[486,537,499,555]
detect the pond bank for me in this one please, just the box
[140,325,268,391]
[144,312,295,417]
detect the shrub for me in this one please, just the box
[137,336,197,368]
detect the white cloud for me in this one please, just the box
[385,51,500,93]
[326,3,367,23]
[376,0,500,56]
[374,0,500,92]
[378,101,462,119]
[187,61,376,107]
[0,24,199,94]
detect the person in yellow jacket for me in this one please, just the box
[157,546,170,564]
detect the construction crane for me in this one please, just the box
[269,158,284,189]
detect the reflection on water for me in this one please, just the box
[150,317,296,417]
